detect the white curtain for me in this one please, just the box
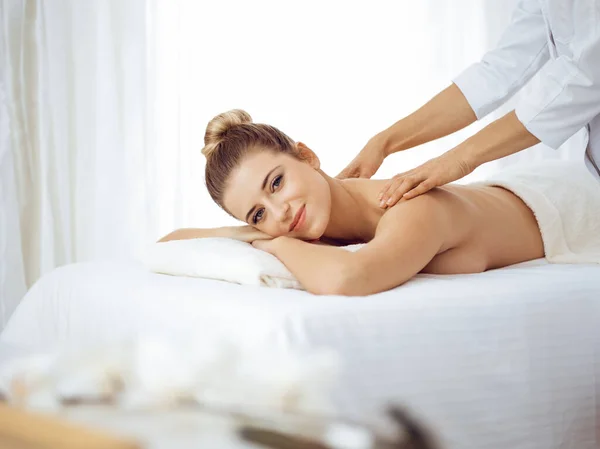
[2,0,564,328]
[1,0,33,327]
[0,0,157,328]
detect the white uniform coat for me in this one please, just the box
[453,0,600,177]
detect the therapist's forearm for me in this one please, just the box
[455,110,540,168]
[381,83,477,156]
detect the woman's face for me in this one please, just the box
[222,144,332,240]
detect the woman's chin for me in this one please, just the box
[303,227,326,241]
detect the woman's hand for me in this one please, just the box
[378,149,475,208]
[251,237,280,255]
[336,133,388,179]
[222,225,273,243]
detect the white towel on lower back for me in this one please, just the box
[478,161,600,264]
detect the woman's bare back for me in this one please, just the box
[418,184,544,274]
[338,177,544,275]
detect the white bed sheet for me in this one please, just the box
[1,259,600,449]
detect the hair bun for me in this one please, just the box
[202,109,252,158]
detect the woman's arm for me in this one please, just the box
[264,195,450,296]
[158,228,224,242]
[158,225,271,243]
[255,238,356,295]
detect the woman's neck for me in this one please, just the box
[320,172,388,243]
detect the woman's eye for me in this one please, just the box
[252,208,264,225]
[272,175,283,191]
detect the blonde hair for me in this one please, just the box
[202,109,299,211]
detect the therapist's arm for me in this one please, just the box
[340,0,549,180]
[379,84,477,157]
[387,0,550,155]
[514,26,600,150]
[377,112,540,205]
[451,0,549,120]
[457,4,600,167]
[454,110,540,169]
[377,0,550,204]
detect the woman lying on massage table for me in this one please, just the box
[159,109,547,296]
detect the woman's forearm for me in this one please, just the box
[382,83,477,156]
[158,225,270,243]
[157,227,228,242]
[270,237,356,295]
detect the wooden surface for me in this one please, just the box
[0,403,141,449]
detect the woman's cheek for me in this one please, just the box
[265,223,283,238]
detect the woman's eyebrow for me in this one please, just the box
[245,165,282,222]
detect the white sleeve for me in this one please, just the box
[515,19,600,149]
[452,0,549,119]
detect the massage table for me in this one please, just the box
[1,258,599,449]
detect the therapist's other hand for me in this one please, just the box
[378,150,475,207]
[336,134,387,179]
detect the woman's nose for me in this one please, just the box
[272,202,290,222]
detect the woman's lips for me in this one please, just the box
[289,205,306,232]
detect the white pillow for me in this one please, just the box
[141,238,365,290]
[142,238,303,289]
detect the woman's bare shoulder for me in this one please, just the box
[375,187,471,250]
[377,192,448,234]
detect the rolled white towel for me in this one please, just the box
[478,161,600,264]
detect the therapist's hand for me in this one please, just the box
[378,149,475,207]
[336,134,388,179]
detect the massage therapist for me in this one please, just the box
[338,0,600,208]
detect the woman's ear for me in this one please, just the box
[296,142,320,169]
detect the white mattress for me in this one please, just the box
[2,259,600,449]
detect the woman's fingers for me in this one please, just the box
[251,238,277,255]
[250,231,273,241]
[234,226,273,243]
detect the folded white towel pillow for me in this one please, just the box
[142,237,364,290]
[142,237,303,289]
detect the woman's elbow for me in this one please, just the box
[319,268,410,296]
[308,279,354,296]
[157,229,181,242]
[308,260,367,296]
